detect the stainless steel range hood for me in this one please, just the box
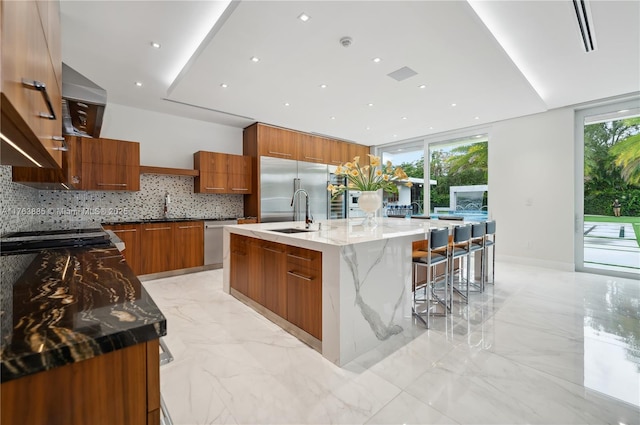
[62,63,106,138]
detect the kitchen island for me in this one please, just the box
[223,218,441,366]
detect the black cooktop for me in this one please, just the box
[1,228,111,254]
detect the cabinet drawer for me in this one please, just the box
[286,246,321,271]
[80,163,140,191]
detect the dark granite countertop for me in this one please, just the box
[101,217,240,225]
[0,245,167,383]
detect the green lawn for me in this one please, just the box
[584,215,640,224]
[585,215,640,246]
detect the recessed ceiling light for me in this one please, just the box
[372,57,381,63]
[150,42,161,49]
[284,102,290,106]
[330,116,336,120]
[368,103,374,107]
[393,134,397,138]
[220,83,228,88]
[319,84,327,88]
[298,13,310,22]
[474,116,479,120]
[429,126,434,130]
[451,103,457,107]
[366,126,370,130]
[250,56,260,62]
[418,84,427,89]
[402,117,407,120]
[134,81,143,87]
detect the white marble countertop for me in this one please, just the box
[224,217,463,248]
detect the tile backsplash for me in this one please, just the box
[0,165,244,234]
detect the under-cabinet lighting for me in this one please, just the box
[0,132,43,167]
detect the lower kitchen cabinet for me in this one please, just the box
[230,233,250,296]
[261,241,287,317]
[286,246,322,340]
[172,221,204,270]
[140,223,174,275]
[1,339,160,425]
[102,223,142,275]
[230,234,322,340]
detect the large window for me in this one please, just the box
[377,134,488,219]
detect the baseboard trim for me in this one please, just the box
[500,255,575,272]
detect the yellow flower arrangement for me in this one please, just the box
[327,154,412,198]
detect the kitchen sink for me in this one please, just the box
[270,228,316,234]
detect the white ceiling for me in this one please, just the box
[60,1,640,146]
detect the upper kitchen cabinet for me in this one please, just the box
[67,136,140,191]
[1,0,64,169]
[193,151,252,194]
[298,135,327,164]
[244,123,299,160]
[12,136,140,190]
[328,139,349,165]
[349,143,371,167]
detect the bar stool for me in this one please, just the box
[469,222,486,292]
[484,220,496,284]
[412,228,450,328]
[450,224,472,304]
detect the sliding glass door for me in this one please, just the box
[576,100,640,277]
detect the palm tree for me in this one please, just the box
[446,142,488,181]
[611,133,640,186]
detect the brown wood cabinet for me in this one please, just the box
[329,139,349,165]
[286,245,322,340]
[230,234,322,340]
[194,151,252,194]
[172,221,204,270]
[253,124,300,159]
[262,241,288,317]
[298,134,327,164]
[1,0,63,169]
[1,339,160,425]
[140,223,173,275]
[230,233,250,296]
[103,223,142,275]
[12,136,141,190]
[349,143,371,166]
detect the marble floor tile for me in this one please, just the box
[144,262,640,425]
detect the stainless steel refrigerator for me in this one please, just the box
[261,157,341,223]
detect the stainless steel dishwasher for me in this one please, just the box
[204,220,237,267]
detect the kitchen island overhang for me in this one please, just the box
[223,218,440,366]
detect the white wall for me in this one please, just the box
[488,108,575,270]
[100,103,243,169]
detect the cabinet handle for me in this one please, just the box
[304,156,323,161]
[287,271,312,281]
[178,225,201,229]
[144,227,171,231]
[231,188,249,191]
[97,183,127,187]
[287,253,312,262]
[268,151,292,157]
[263,247,284,254]
[112,229,137,233]
[205,187,225,190]
[22,79,57,120]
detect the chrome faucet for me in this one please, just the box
[163,192,171,218]
[291,189,313,229]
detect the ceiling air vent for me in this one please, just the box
[572,0,597,52]
[387,66,418,82]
